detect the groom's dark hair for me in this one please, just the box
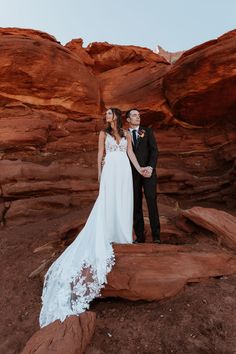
[125,108,139,119]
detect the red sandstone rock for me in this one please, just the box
[88,43,172,123]
[85,42,168,73]
[0,28,99,115]
[0,27,57,43]
[65,38,95,68]
[98,61,171,123]
[0,27,235,228]
[65,41,173,124]
[163,29,236,126]
[0,159,98,224]
[102,244,236,301]
[182,206,236,250]
[21,313,96,354]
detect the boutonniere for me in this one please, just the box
[137,129,145,138]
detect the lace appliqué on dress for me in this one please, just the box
[39,245,115,328]
[105,134,127,153]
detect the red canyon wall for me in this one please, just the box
[0,27,236,228]
[1,27,236,354]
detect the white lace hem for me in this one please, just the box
[39,244,115,328]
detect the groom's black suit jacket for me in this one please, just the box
[130,126,158,174]
[129,125,160,241]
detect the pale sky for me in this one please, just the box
[0,0,235,51]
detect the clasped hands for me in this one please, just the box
[140,166,153,178]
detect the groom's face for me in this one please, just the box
[128,110,141,126]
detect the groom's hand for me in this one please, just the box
[140,167,150,177]
[140,167,148,176]
[142,166,153,178]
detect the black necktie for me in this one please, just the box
[132,129,137,146]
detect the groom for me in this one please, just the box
[126,108,161,244]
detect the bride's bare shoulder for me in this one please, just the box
[123,129,130,137]
[99,130,106,138]
[123,129,131,139]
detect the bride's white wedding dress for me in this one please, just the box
[39,133,133,328]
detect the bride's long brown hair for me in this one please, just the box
[105,107,125,138]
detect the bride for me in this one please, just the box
[39,108,146,328]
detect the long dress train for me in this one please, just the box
[39,133,133,328]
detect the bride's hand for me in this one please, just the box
[140,167,152,177]
[139,167,147,176]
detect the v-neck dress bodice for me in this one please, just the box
[105,133,127,153]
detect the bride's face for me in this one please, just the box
[105,109,116,123]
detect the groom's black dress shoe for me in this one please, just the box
[133,239,145,244]
[153,239,161,244]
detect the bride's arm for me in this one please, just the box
[126,132,143,174]
[97,131,105,182]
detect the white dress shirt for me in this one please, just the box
[129,126,139,143]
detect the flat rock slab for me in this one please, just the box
[182,206,236,250]
[102,244,236,301]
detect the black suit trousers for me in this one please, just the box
[132,171,160,241]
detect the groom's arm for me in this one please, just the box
[147,128,158,169]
